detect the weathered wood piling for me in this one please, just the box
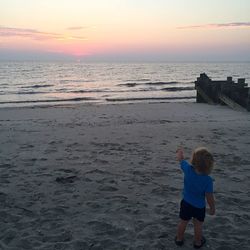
[195,73,250,112]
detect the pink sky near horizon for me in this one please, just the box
[1,0,250,60]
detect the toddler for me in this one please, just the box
[175,147,215,248]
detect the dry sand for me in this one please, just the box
[0,102,250,250]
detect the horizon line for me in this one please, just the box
[0,59,249,63]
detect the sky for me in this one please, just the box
[0,0,250,61]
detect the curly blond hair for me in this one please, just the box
[191,147,214,175]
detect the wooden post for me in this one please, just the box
[196,92,205,103]
[195,73,212,103]
[247,88,250,112]
[238,78,245,84]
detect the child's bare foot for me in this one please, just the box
[174,236,184,246]
[193,236,206,249]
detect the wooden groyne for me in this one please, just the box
[195,73,250,112]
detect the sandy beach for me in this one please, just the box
[0,102,250,250]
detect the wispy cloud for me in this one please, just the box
[0,26,86,41]
[178,22,250,29]
[67,26,85,31]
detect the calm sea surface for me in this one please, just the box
[0,62,249,107]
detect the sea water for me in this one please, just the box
[0,62,249,107]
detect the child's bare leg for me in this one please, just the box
[176,219,189,241]
[193,218,203,245]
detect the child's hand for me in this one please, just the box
[176,148,184,161]
[209,207,215,215]
[205,193,215,215]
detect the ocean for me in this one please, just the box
[0,62,249,107]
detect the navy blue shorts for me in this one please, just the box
[179,199,206,222]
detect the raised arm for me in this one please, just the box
[205,193,215,215]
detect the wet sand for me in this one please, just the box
[0,102,250,250]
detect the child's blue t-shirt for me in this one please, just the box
[180,160,213,208]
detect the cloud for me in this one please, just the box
[0,26,86,41]
[0,48,77,61]
[178,22,250,29]
[67,26,85,31]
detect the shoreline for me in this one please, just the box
[0,99,197,111]
[0,96,196,109]
[0,102,250,249]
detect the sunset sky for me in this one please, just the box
[0,0,250,61]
